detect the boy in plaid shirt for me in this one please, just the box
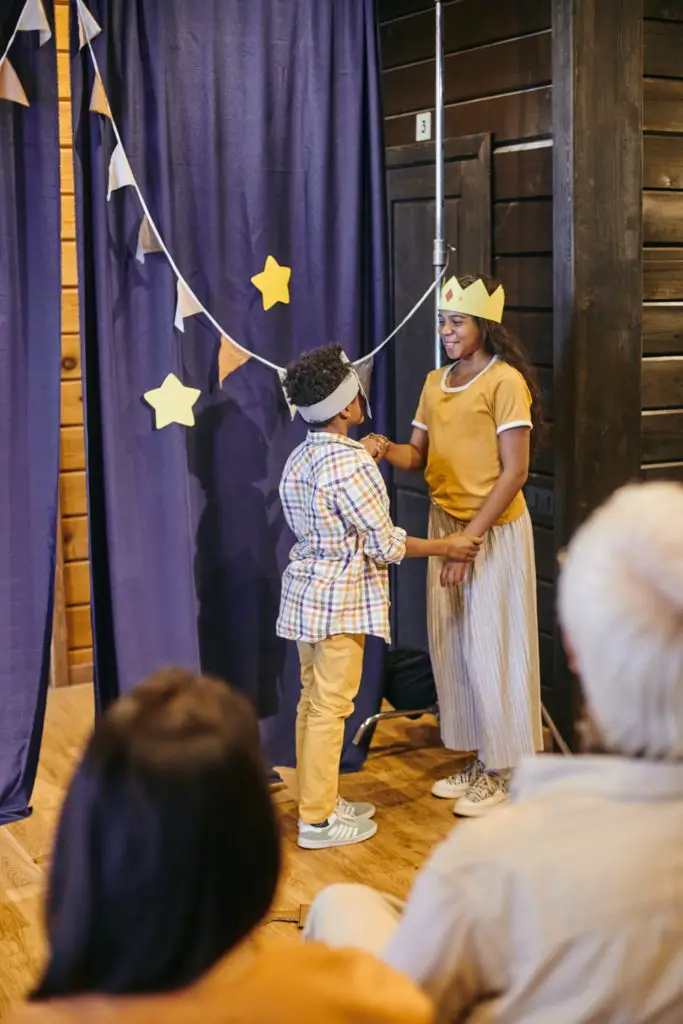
[278,346,481,849]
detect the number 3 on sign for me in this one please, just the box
[415,112,432,141]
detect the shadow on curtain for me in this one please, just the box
[69,0,389,769]
[0,2,61,824]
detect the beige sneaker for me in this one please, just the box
[431,759,485,799]
[298,812,377,850]
[454,772,509,817]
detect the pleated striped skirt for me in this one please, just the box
[427,503,543,769]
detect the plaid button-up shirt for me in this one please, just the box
[277,432,407,644]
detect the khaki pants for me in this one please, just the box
[296,633,366,824]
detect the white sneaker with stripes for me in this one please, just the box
[336,795,376,821]
[298,812,377,849]
[431,759,485,799]
[454,771,510,817]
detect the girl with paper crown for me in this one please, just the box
[368,273,544,816]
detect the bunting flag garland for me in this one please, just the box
[0,58,29,107]
[0,0,55,107]
[218,335,251,385]
[251,255,292,311]
[135,215,163,264]
[143,374,201,430]
[277,369,298,421]
[174,280,204,333]
[107,142,135,200]
[355,356,374,418]
[77,6,444,431]
[77,0,102,50]
[17,0,52,46]
[90,74,112,118]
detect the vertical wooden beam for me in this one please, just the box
[552,0,643,739]
[553,0,643,537]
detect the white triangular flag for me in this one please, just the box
[107,143,135,201]
[354,356,373,419]
[90,74,111,118]
[17,0,52,46]
[76,0,102,50]
[174,280,203,332]
[135,215,163,264]
[277,369,297,420]
[0,58,29,107]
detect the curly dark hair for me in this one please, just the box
[283,344,350,410]
[457,274,546,452]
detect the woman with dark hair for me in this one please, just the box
[368,274,543,816]
[16,669,432,1023]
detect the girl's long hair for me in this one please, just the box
[459,274,546,452]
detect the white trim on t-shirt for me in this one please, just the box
[440,355,498,394]
[412,420,428,432]
[497,420,533,435]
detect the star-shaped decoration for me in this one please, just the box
[251,255,291,311]
[143,373,201,429]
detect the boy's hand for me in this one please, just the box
[361,434,389,462]
[441,559,470,587]
[442,534,482,563]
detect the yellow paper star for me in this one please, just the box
[251,255,291,311]
[143,373,201,429]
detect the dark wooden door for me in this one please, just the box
[387,135,492,650]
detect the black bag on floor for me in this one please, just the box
[384,648,437,711]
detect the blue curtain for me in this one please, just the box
[70,0,389,769]
[0,3,61,824]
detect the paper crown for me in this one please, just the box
[439,276,505,323]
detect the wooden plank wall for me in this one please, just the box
[378,0,557,698]
[55,0,93,685]
[642,0,683,485]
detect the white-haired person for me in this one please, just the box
[304,482,683,1023]
[367,273,544,815]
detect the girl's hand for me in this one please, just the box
[442,534,482,562]
[361,434,389,461]
[441,559,470,587]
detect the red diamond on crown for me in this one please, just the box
[445,289,453,301]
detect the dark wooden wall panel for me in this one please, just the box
[645,1,683,18]
[494,145,553,199]
[642,410,683,461]
[644,249,683,299]
[644,192,683,244]
[534,525,555,582]
[505,310,553,365]
[379,0,550,66]
[495,199,552,253]
[643,305,683,353]
[383,33,550,116]
[642,13,683,477]
[494,256,553,308]
[645,19,683,75]
[642,357,683,408]
[644,135,683,189]
[644,78,683,131]
[385,87,552,148]
[642,462,683,481]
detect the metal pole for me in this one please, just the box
[433,0,446,369]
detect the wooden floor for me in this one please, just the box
[0,685,464,1019]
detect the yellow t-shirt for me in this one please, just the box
[12,941,434,1024]
[413,356,531,525]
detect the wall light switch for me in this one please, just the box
[415,112,432,141]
